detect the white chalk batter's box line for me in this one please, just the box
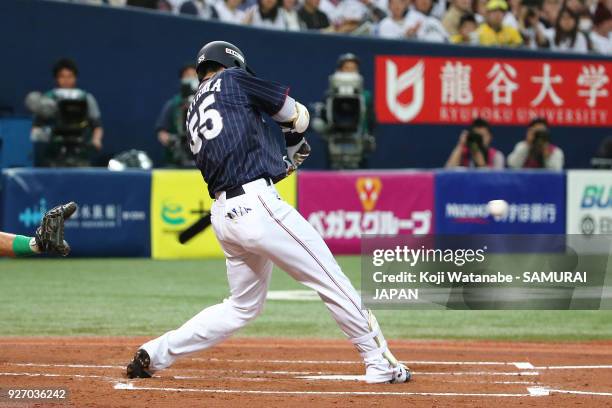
[0,363,543,377]
[196,358,536,368]
[191,358,612,371]
[0,371,543,385]
[112,383,612,398]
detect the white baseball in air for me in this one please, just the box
[487,199,509,218]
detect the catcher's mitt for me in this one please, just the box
[35,202,78,256]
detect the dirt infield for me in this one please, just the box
[0,337,611,407]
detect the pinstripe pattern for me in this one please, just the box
[187,68,290,198]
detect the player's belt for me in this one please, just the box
[225,178,272,199]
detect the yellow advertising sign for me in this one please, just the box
[151,170,296,259]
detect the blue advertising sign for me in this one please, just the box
[1,168,151,257]
[435,170,566,234]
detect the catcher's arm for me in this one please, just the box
[0,202,77,258]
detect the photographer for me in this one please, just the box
[508,117,564,170]
[311,53,376,169]
[28,58,104,167]
[445,118,505,169]
[155,64,199,167]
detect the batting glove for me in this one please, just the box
[287,137,311,168]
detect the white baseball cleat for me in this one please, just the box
[365,359,411,384]
[390,364,411,384]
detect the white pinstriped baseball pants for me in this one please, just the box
[141,178,397,381]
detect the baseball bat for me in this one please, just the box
[178,212,212,244]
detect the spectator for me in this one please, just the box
[377,0,410,38]
[165,0,184,11]
[155,64,198,167]
[540,0,561,27]
[298,0,332,29]
[518,2,550,48]
[29,58,103,167]
[544,6,591,51]
[477,0,523,46]
[405,0,450,42]
[502,0,522,28]
[215,0,246,23]
[443,0,473,35]
[319,0,342,24]
[473,0,488,21]
[445,118,505,169]
[245,0,286,29]
[565,0,587,15]
[334,0,386,34]
[590,2,612,54]
[157,0,173,11]
[431,0,449,19]
[281,0,302,30]
[180,0,219,18]
[508,118,564,170]
[451,12,480,42]
[359,0,389,24]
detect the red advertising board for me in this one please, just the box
[375,56,611,126]
[298,171,435,254]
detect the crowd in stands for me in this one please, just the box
[61,0,611,54]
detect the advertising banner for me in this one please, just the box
[151,170,297,259]
[1,169,151,257]
[375,56,611,126]
[435,170,566,234]
[567,170,612,235]
[298,171,435,254]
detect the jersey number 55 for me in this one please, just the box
[187,94,223,154]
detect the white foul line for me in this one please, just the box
[548,389,612,397]
[7,362,123,369]
[527,387,612,397]
[415,371,539,376]
[534,365,612,370]
[113,382,534,397]
[0,372,117,380]
[298,375,365,381]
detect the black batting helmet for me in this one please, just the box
[195,41,253,80]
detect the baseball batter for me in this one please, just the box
[126,41,410,384]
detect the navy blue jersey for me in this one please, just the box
[186,67,289,198]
